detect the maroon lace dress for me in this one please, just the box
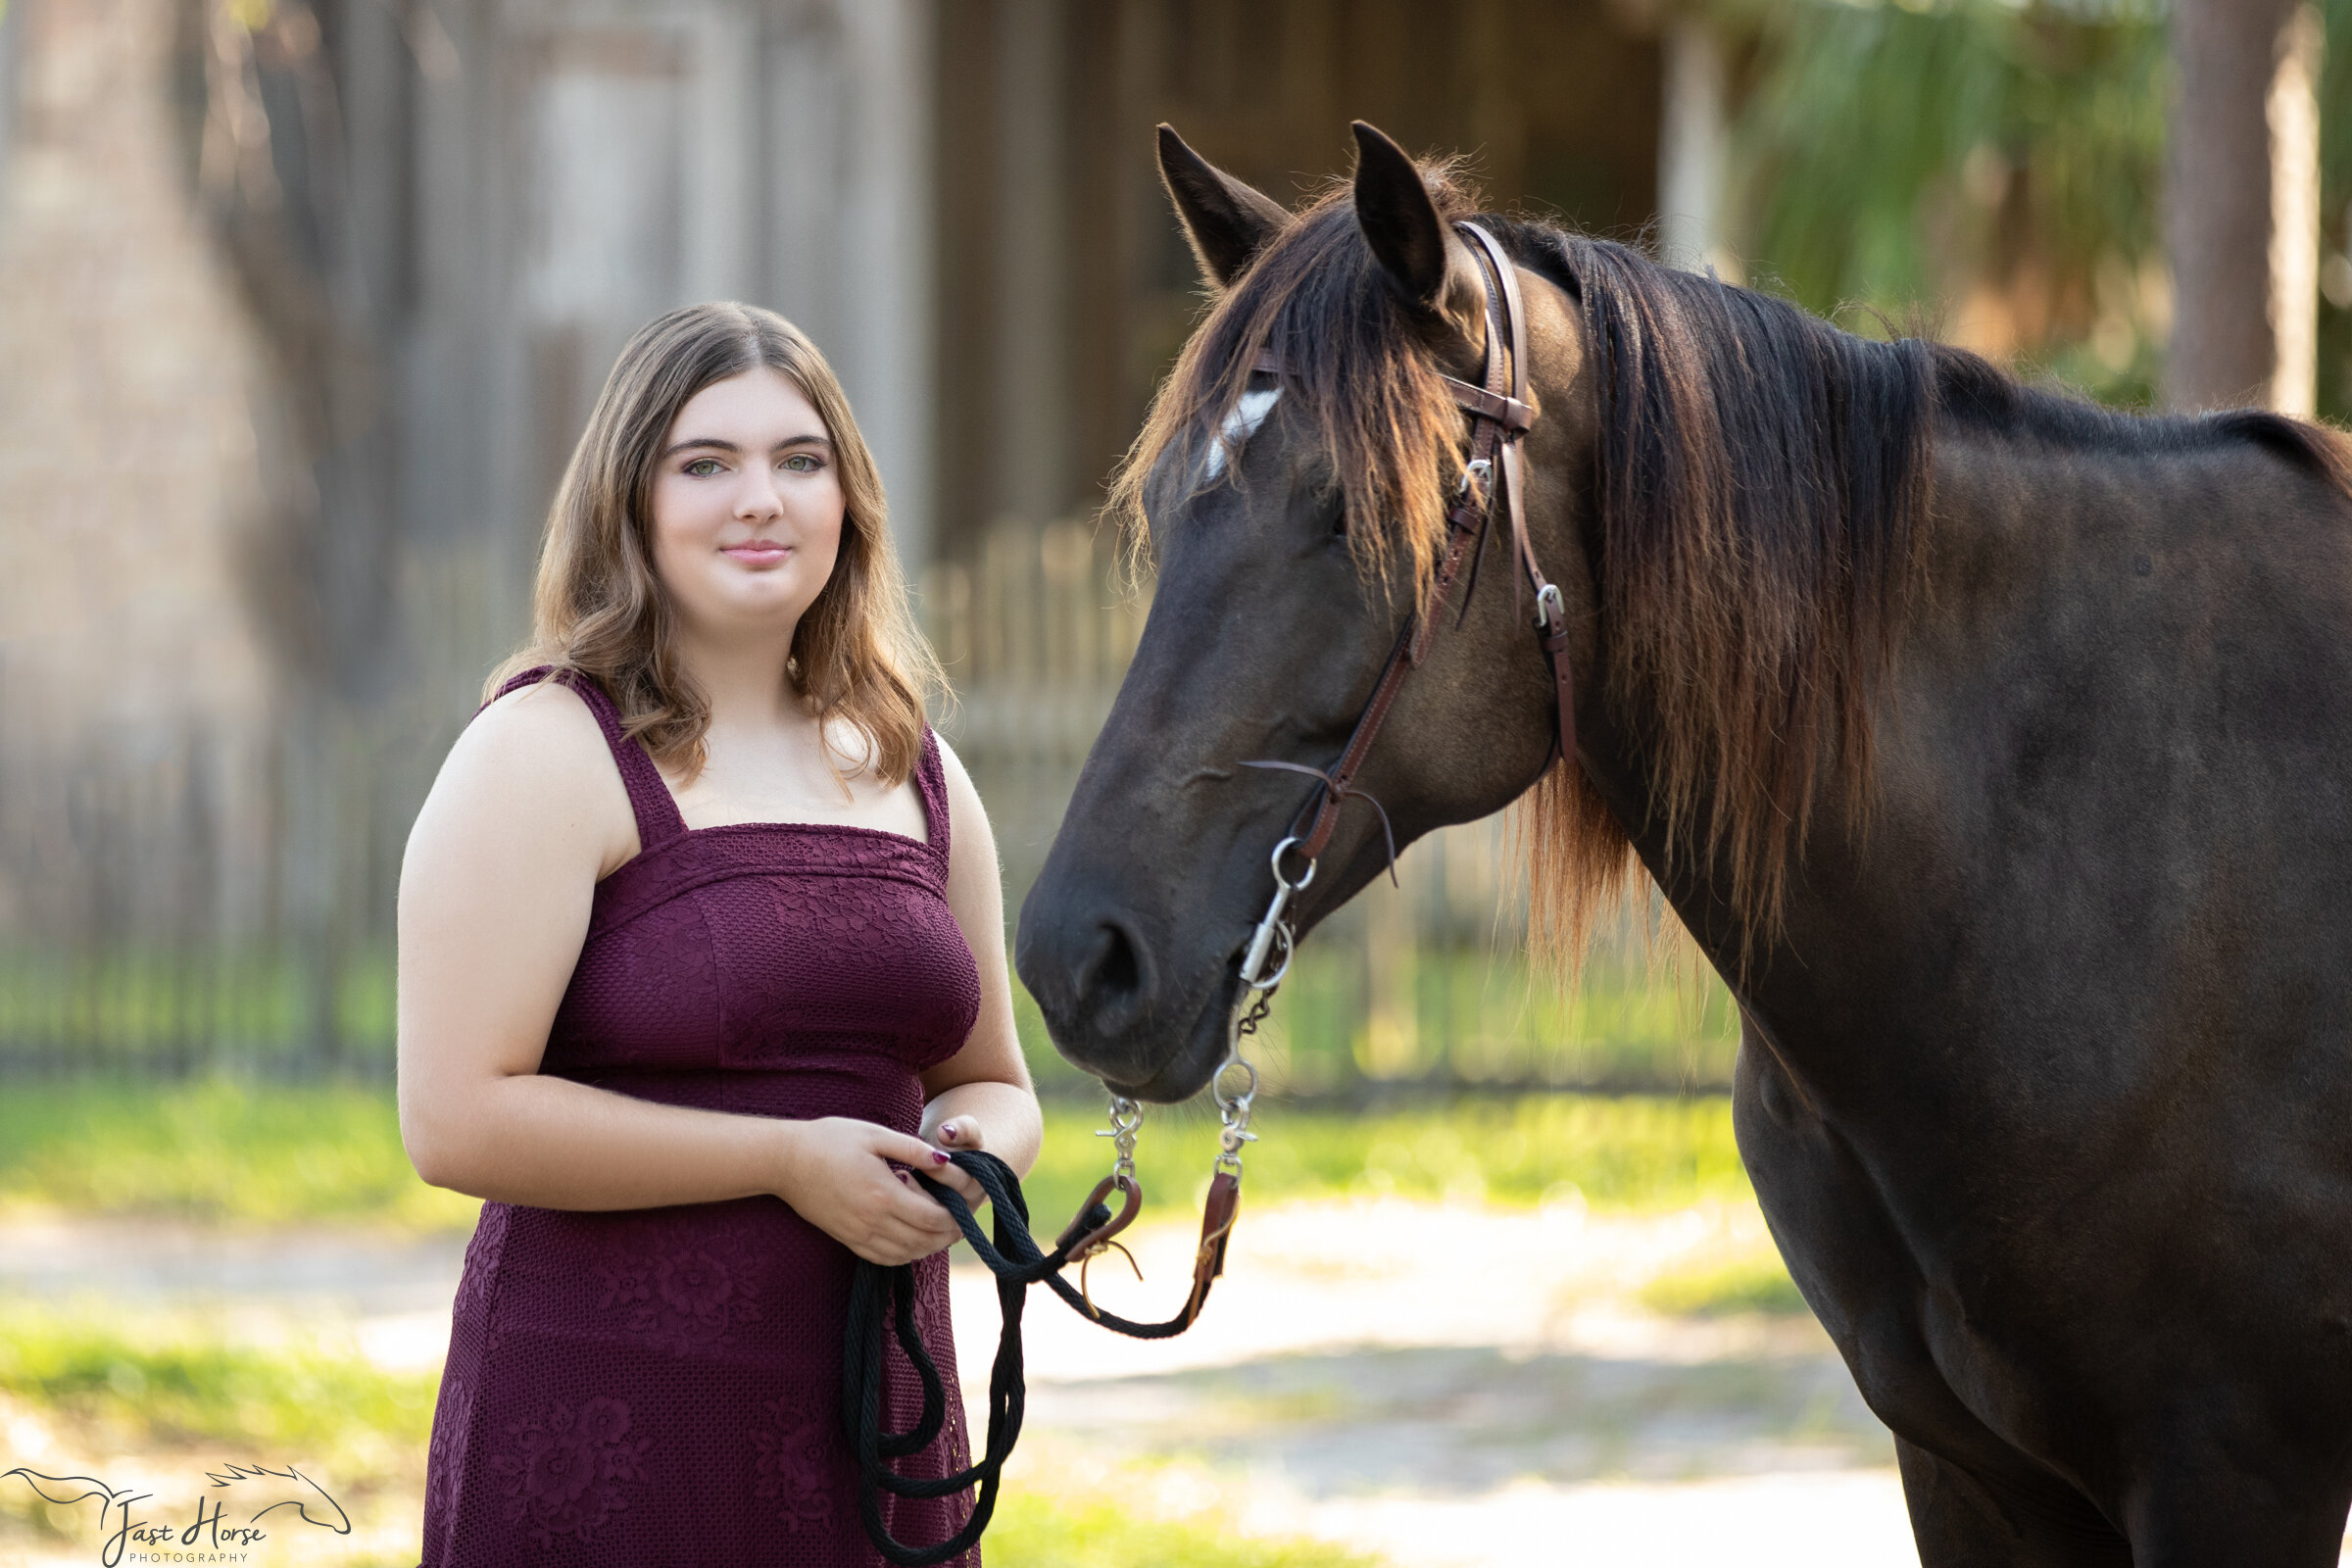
[417,668,982,1566]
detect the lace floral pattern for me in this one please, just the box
[595,1216,763,1357]
[911,1279,972,1477]
[454,1203,509,1317]
[454,1203,511,1357]
[489,1396,653,1546]
[422,1374,474,1538]
[750,1394,837,1535]
[725,876,977,1063]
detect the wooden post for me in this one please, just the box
[1657,17,1728,275]
[2267,4,2323,416]
[2164,0,2318,412]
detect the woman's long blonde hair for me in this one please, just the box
[488,302,940,785]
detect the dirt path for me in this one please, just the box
[5,1201,2346,1566]
[957,1195,1915,1566]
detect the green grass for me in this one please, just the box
[985,1489,1383,1567]
[0,1075,479,1229]
[0,1077,1747,1231]
[1019,1094,1750,1233]
[1015,947,1740,1098]
[0,945,398,1065]
[1640,1253,1809,1318]
[0,1298,437,1461]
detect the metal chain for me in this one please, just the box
[1213,987,1271,1175]
[1234,988,1274,1041]
[1094,1093,1144,1186]
[1091,978,1275,1191]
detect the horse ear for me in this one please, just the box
[1157,124,1290,288]
[1350,122,1449,312]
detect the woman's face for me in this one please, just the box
[647,367,846,649]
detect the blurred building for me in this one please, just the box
[0,0,1680,1076]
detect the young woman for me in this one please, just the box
[397,301,1037,1566]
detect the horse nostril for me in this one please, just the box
[1095,923,1140,999]
[1076,918,1153,1033]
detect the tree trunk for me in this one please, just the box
[1657,18,1728,276]
[2265,5,2323,416]
[2164,0,2321,413]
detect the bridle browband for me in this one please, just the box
[1236,220,1576,992]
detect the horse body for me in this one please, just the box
[1017,122,2352,1560]
[1712,428,2352,1557]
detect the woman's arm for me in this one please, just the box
[916,736,1044,1185]
[396,682,962,1265]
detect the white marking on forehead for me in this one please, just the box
[1201,387,1281,481]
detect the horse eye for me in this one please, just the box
[1327,504,1348,539]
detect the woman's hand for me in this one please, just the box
[926,1117,992,1213]
[771,1117,966,1266]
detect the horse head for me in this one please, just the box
[1014,122,1604,1102]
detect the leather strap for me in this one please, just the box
[1438,376,1535,431]
[1457,223,1538,607]
[1458,221,1577,769]
[1250,358,1527,430]
[1248,220,1572,867]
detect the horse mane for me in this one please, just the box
[1507,227,1939,974]
[1109,160,2352,981]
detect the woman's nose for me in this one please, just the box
[735,470,785,520]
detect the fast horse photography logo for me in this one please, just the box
[4,1459,351,1565]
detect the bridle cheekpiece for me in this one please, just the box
[1232,220,1576,1002]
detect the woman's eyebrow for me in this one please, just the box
[660,433,834,458]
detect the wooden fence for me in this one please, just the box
[0,516,1738,1093]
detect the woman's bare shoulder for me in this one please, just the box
[460,678,613,786]
[928,731,1000,863]
[412,677,636,872]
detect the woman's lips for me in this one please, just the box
[722,543,789,566]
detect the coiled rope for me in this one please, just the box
[843,1149,1239,1565]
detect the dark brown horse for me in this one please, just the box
[1015,122,2352,1563]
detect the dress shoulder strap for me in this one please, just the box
[913,722,952,861]
[482,665,689,849]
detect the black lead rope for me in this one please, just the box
[844,1149,1236,1566]
[842,1152,1039,1567]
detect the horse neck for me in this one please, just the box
[1566,422,2101,1041]
[1588,411,2348,1090]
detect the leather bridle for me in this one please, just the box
[1236,220,1575,991]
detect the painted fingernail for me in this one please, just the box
[932,1151,951,1164]
[940,1123,958,1142]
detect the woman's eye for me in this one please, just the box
[782,454,820,473]
[683,458,722,477]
